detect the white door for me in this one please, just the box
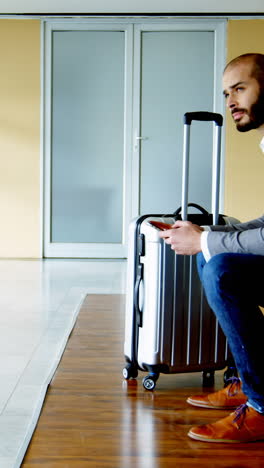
[43,19,226,258]
[44,22,133,258]
[132,22,226,217]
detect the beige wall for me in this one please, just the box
[0,19,40,258]
[0,18,263,257]
[224,20,264,222]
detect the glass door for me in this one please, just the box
[44,19,226,258]
[44,22,133,258]
[132,21,226,217]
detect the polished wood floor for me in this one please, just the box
[22,294,264,467]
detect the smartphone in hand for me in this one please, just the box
[148,220,173,231]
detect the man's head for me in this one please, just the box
[223,53,264,133]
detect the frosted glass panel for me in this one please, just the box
[51,31,125,243]
[140,31,215,214]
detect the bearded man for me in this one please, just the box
[160,53,264,443]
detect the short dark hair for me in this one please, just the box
[225,53,264,87]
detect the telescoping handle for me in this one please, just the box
[181,111,223,224]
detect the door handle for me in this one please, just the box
[134,135,149,151]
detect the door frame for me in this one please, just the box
[42,17,226,258]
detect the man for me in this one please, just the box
[160,53,264,443]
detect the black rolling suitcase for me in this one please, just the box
[123,112,237,390]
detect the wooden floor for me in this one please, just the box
[22,294,264,467]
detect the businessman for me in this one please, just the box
[160,53,264,443]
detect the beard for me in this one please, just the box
[235,88,264,132]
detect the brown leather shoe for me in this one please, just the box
[187,377,247,409]
[188,404,264,443]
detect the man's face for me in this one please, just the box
[222,61,264,133]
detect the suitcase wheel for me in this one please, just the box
[202,370,215,387]
[123,363,138,380]
[142,373,159,391]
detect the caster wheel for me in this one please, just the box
[202,370,215,387]
[122,364,138,380]
[142,376,156,391]
[142,372,159,391]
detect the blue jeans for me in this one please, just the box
[196,252,264,413]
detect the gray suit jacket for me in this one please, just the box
[207,216,264,256]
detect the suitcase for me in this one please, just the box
[123,111,238,390]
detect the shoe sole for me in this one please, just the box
[186,398,239,410]
[188,430,264,443]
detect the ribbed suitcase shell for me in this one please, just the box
[124,215,232,390]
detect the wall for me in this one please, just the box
[0,19,40,257]
[224,20,264,221]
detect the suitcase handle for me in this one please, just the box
[184,111,223,127]
[182,112,222,223]
[134,264,143,327]
[173,202,209,218]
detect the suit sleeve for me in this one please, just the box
[206,215,264,257]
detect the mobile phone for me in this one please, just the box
[148,220,173,231]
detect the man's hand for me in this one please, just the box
[159,220,203,255]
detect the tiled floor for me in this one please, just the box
[0,259,126,468]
